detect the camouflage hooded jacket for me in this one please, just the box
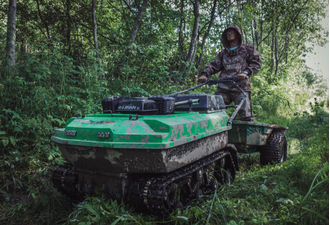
[202,25,262,92]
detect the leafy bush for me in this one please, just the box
[287,99,329,163]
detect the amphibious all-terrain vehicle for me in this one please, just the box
[51,78,287,214]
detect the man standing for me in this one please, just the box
[198,25,261,121]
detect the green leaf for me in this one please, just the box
[227,220,238,225]
[2,139,9,147]
[83,204,100,220]
[260,184,268,191]
[176,216,188,221]
[10,137,16,146]
[276,198,294,205]
[78,222,90,225]
[111,217,122,225]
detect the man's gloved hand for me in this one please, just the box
[237,73,247,80]
[198,75,208,83]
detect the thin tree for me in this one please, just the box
[180,0,200,75]
[92,0,99,58]
[178,0,184,61]
[197,0,234,74]
[66,0,72,55]
[114,0,149,78]
[127,0,149,47]
[4,0,17,78]
[36,0,50,39]
[197,0,217,74]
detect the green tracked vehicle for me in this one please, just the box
[51,77,287,215]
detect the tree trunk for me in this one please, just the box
[4,0,17,78]
[270,27,274,77]
[251,20,255,46]
[114,0,149,78]
[191,32,199,68]
[127,0,148,46]
[275,34,279,77]
[36,0,50,39]
[92,0,99,58]
[259,19,263,50]
[66,0,72,55]
[197,0,216,74]
[178,0,184,61]
[180,0,200,74]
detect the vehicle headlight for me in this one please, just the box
[65,130,77,137]
[97,132,110,138]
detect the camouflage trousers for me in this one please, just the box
[215,90,254,121]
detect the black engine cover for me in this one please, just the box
[116,98,158,115]
[102,96,130,113]
[174,94,225,113]
[148,96,175,115]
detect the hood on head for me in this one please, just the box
[221,25,242,49]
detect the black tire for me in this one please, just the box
[259,131,287,165]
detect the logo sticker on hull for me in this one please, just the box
[81,120,116,124]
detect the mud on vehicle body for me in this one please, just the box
[51,77,287,215]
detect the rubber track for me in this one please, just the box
[52,164,82,201]
[128,148,236,215]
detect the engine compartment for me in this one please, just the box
[102,94,226,115]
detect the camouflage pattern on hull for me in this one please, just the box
[51,110,231,202]
[52,112,230,149]
[56,131,228,174]
[56,132,228,200]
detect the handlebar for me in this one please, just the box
[170,75,248,96]
[169,75,249,125]
[203,75,249,85]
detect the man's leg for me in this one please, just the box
[215,89,232,105]
[233,91,254,121]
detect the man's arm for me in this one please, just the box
[198,52,224,82]
[245,44,262,76]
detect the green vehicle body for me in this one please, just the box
[52,110,287,197]
[52,111,230,174]
[51,79,288,213]
[52,111,230,150]
[52,114,287,170]
[52,109,232,200]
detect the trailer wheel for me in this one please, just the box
[259,131,287,165]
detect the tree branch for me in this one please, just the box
[79,22,121,45]
[123,0,135,14]
[106,0,124,14]
[257,15,280,46]
[36,0,50,39]
[279,0,309,59]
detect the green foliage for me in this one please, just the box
[287,100,329,163]
[0,44,108,224]
[0,0,328,224]
[251,74,293,124]
[67,197,156,225]
[300,71,320,86]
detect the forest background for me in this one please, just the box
[0,0,329,224]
